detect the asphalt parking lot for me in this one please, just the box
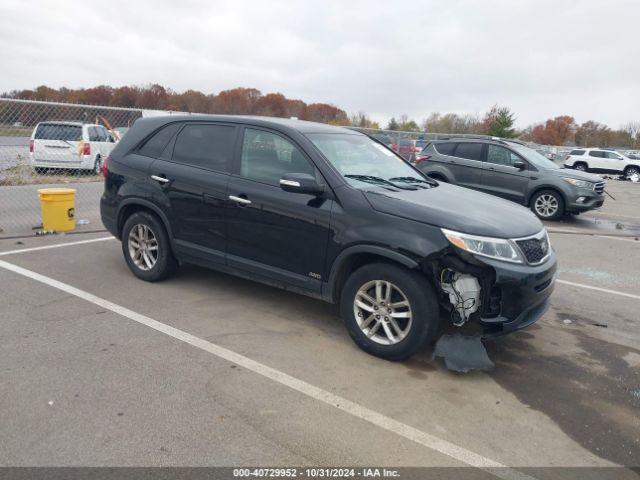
[0,182,639,479]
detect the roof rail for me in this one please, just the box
[434,135,525,146]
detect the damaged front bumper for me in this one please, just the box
[434,248,557,338]
[475,251,557,338]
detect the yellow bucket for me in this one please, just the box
[37,188,76,232]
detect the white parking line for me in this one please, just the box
[0,257,535,480]
[0,236,115,257]
[557,279,640,301]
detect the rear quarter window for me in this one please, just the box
[34,124,82,141]
[434,142,456,155]
[137,123,183,158]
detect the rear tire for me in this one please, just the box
[624,165,640,180]
[530,189,564,221]
[574,162,588,172]
[93,156,102,175]
[340,263,440,361]
[121,211,178,282]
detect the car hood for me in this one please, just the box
[364,183,543,238]
[548,168,603,182]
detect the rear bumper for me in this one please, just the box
[100,194,119,238]
[472,251,557,338]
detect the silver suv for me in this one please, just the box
[415,138,605,220]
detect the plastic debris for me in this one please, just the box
[563,319,572,324]
[433,334,494,373]
[77,219,90,226]
[48,401,53,406]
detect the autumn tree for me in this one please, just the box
[529,116,576,145]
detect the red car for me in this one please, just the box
[391,139,421,162]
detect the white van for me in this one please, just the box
[29,121,116,174]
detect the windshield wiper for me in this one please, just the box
[344,175,418,190]
[388,176,436,186]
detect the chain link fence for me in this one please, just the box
[0,98,144,236]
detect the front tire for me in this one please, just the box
[531,189,564,221]
[121,211,178,282]
[340,263,440,360]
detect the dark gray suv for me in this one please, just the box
[415,138,605,220]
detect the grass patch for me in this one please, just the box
[0,164,102,186]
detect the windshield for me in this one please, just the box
[510,143,561,170]
[307,133,430,189]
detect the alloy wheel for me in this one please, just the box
[353,280,412,345]
[128,224,159,271]
[534,194,559,218]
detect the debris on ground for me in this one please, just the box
[433,334,494,373]
[77,219,90,226]
[592,322,608,328]
[563,319,573,324]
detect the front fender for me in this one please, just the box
[322,244,423,303]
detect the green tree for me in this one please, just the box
[386,117,399,130]
[482,105,517,138]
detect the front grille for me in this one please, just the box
[516,237,548,264]
[594,181,605,195]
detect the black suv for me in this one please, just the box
[101,117,556,360]
[415,138,605,220]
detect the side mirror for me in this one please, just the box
[513,160,526,171]
[280,173,325,195]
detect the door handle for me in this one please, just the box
[151,174,170,184]
[228,195,252,205]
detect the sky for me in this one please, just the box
[1,0,639,128]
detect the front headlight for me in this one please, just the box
[441,228,523,263]
[561,177,592,189]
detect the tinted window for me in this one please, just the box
[138,123,182,158]
[453,142,483,161]
[172,124,236,171]
[486,145,522,167]
[241,128,314,185]
[570,149,585,156]
[35,124,82,141]
[589,151,605,158]
[88,127,101,142]
[434,142,456,155]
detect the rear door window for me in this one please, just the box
[172,123,236,172]
[434,142,456,155]
[590,151,605,158]
[34,124,82,141]
[138,123,183,158]
[569,149,585,156]
[453,142,483,161]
